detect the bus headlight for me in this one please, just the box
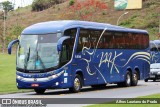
[49,70,64,79]
[17,75,23,80]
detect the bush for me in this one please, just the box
[69,0,75,6]
[32,0,65,11]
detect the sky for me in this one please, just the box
[0,0,33,9]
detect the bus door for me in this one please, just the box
[75,29,98,85]
[74,52,98,85]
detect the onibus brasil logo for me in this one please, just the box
[1,99,46,107]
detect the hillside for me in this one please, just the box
[0,0,159,51]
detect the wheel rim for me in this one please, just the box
[133,73,137,82]
[74,78,80,91]
[127,74,131,85]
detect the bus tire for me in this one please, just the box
[144,79,148,82]
[131,71,138,86]
[123,71,131,87]
[34,89,46,94]
[69,74,82,93]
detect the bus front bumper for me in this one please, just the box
[16,71,66,89]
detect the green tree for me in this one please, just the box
[0,1,14,12]
[0,1,14,53]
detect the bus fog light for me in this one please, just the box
[55,82,59,86]
[17,83,18,86]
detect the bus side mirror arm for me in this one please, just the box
[8,39,19,54]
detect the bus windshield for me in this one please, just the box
[17,34,61,71]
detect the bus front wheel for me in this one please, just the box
[34,89,46,94]
[69,74,82,93]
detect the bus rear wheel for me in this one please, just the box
[34,89,46,94]
[69,74,82,93]
[118,71,131,87]
[124,71,131,87]
[131,71,138,86]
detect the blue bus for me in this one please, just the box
[150,40,160,64]
[8,20,150,94]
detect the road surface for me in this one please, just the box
[0,80,160,107]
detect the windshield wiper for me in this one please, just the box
[36,50,46,71]
[24,47,30,72]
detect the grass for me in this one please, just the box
[86,94,160,107]
[0,54,31,94]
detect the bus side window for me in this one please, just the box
[109,35,114,49]
[143,34,149,49]
[132,34,138,49]
[77,29,90,53]
[60,43,70,65]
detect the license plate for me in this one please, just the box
[31,84,39,87]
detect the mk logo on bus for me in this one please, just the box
[98,51,123,74]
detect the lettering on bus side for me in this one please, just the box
[75,55,81,59]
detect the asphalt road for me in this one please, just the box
[0,80,160,107]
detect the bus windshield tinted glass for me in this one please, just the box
[17,34,61,71]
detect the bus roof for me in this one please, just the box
[22,20,148,35]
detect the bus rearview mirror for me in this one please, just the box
[8,39,19,54]
[57,36,70,52]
